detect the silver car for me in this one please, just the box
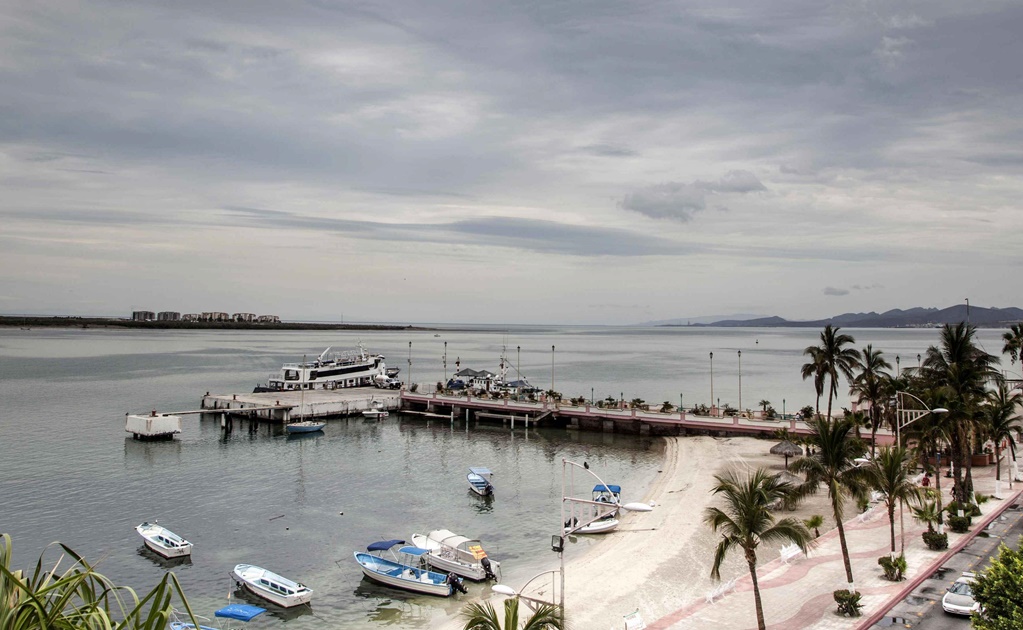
[942,573,979,616]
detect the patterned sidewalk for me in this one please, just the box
[644,463,1022,630]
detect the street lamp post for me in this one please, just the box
[895,391,948,551]
[551,345,555,395]
[408,341,412,390]
[709,352,714,412]
[591,387,594,406]
[737,350,742,413]
[679,393,683,413]
[443,341,447,384]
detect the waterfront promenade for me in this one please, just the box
[643,460,1020,630]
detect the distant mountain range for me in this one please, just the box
[657,305,1023,328]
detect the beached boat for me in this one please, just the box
[169,604,266,630]
[232,564,313,608]
[410,529,499,581]
[361,401,389,419]
[354,540,466,597]
[467,467,494,497]
[255,345,388,392]
[135,521,192,558]
[565,484,622,535]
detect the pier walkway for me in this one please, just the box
[400,391,896,442]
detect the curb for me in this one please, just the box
[855,486,1023,629]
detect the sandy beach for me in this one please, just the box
[439,434,854,630]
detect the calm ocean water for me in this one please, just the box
[0,325,1012,628]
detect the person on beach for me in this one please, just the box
[921,473,931,488]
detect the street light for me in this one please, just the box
[709,352,714,412]
[894,391,948,551]
[443,341,448,384]
[558,459,653,622]
[492,570,561,613]
[551,345,555,395]
[591,387,594,406]
[737,350,742,413]
[408,341,412,390]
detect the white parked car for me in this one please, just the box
[942,572,979,616]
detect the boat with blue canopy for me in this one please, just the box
[467,467,494,497]
[169,604,267,630]
[565,483,622,535]
[354,540,466,597]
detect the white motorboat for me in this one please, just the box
[354,540,466,597]
[565,484,622,535]
[232,564,313,608]
[135,521,192,558]
[467,467,494,497]
[255,345,388,392]
[362,401,389,419]
[410,529,499,581]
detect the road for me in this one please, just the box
[868,497,1023,630]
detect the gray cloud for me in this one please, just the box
[823,287,850,296]
[619,171,766,221]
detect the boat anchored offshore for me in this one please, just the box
[362,401,389,419]
[354,540,467,597]
[467,467,494,497]
[410,529,499,581]
[255,345,388,392]
[136,521,193,558]
[232,564,313,608]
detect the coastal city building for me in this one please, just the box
[131,310,155,321]
[157,311,180,321]
[130,311,279,323]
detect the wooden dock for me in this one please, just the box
[200,388,401,422]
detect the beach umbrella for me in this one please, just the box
[770,440,803,470]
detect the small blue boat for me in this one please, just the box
[354,540,465,597]
[285,421,326,434]
[169,604,267,630]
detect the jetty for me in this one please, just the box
[127,387,894,444]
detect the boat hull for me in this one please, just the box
[233,565,312,608]
[143,537,192,558]
[354,552,452,597]
[567,518,620,535]
[361,410,388,419]
[285,421,326,433]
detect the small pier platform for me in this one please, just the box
[201,388,400,422]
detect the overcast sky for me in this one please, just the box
[2,0,1021,325]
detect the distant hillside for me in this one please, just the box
[662,305,1023,328]
[641,313,769,326]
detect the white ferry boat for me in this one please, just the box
[255,346,391,392]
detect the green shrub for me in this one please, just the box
[878,554,907,581]
[833,589,862,616]
[922,530,949,550]
[948,515,972,533]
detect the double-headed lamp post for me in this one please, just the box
[894,391,948,552]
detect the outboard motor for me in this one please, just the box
[481,556,497,581]
[446,572,468,594]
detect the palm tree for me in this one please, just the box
[1002,322,1023,365]
[982,377,1022,482]
[849,344,892,457]
[922,322,998,503]
[804,514,824,538]
[760,399,772,415]
[806,325,861,421]
[704,468,814,630]
[792,416,869,590]
[461,599,563,630]
[801,346,826,417]
[911,498,942,533]
[866,446,922,554]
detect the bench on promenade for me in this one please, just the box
[704,577,736,604]
[622,609,646,629]
[779,543,802,564]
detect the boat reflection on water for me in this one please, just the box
[468,493,494,514]
[286,430,323,441]
[352,582,441,627]
[123,437,182,466]
[136,546,192,569]
[229,588,313,622]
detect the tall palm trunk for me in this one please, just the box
[832,488,854,585]
[746,549,766,630]
[933,446,944,524]
[995,442,1001,481]
[887,501,896,553]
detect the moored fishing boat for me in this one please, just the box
[565,484,623,535]
[361,401,389,419]
[467,467,494,497]
[255,345,388,392]
[232,564,313,607]
[135,521,192,558]
[409,529,499,581]
[354,540,466,597]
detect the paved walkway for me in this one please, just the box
[645,461,1022,630]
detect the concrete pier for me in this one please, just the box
[200,388,400,422]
